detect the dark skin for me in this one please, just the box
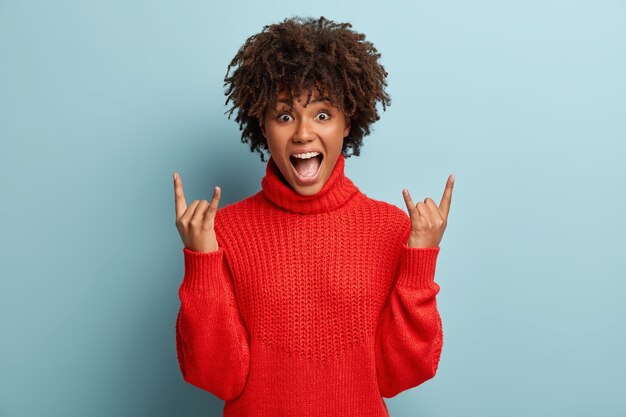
[402,176,455,248]
[173,173,221,254]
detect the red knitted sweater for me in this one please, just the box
[175,154,443,416]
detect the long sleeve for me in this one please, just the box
[374,243,443,398]
[175,246,250,401]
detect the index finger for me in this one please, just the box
[438,174,455,220]
[173,172,187,220]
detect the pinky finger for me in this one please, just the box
[211,186,221,207]
[205,186,221,220]
[402,188,416,214]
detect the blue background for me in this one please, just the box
[1,1,625,416]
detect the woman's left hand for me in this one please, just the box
[402,174,455,248]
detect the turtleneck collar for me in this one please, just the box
[261,153,360,214]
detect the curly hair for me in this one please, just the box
[223,16,391,162]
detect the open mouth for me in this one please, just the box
[289,153,324,184]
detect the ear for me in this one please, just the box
[343,116,351,138]
[259,117,266,138]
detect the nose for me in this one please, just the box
[292,117,316,143]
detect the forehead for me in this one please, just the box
[276,96,331,105]
[282,79,331,95]
[274,86,335,107]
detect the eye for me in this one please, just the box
[315,111,331,121]
[277,113,293,122]
[276,110,331,123]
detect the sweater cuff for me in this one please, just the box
[395,244,440,289]
[180,247,229,294]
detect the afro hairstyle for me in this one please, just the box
[223,15,391,162]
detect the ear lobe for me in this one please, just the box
[343,117,351,137]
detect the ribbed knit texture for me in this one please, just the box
[176,154,443,416]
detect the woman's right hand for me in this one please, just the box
[173,172,221,253]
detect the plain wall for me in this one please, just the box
[1,1,625,416]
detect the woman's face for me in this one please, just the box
[260,87,351,196]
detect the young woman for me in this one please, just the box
[173,15,454,417]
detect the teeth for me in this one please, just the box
[291,152,320,159]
